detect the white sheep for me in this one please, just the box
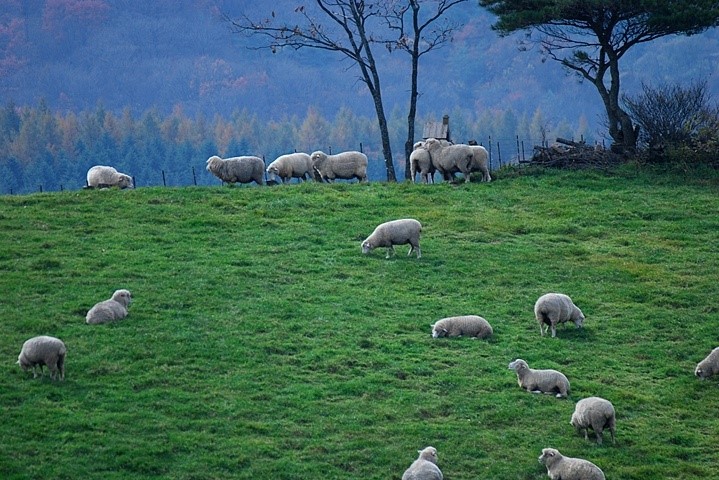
[508,359,570,398]
[266,152,313,184]
[538,448,605,480]
[310,150,368,183]
[468,144,492,182]
[571,396,616,445]
[431,315,493,339]
[695,346,719,380]
[361,219,422,259]
[86,289,132,324]
[86,165,133,189]
[17,335,66,381]
[206,155,264,186]
[402,446,443,480]
[424,138,475,183]
[410,141,435,184]
[534,293,585,338]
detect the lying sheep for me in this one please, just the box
[508,359,570,398]
[695,346,719,380]
[86,165,133,189]
[538,448,605,480]
[410,142,435,184]
[266,152,313,184]
[206,155,264,186]
[311,150,368,183]
[17,335,66,381]
[571,396,616,445]
[424,138,475,183]
[402,446,443,480]
[86,289,132,324]
[431,315,493,339]
[468,144,492,182]
[361,218,422,259]
[534,293,585,338]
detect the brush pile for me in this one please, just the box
[529,138,621,169]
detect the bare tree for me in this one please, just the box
[381,0,468,179]
[228,1,397,181]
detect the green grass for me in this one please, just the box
[1,167,718,479]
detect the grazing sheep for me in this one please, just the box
[508,359,570,398]
[206,155,264,186]
[431,315,493,339]
[311,150,368,183]
[361,219,422,259]
[86,165,133,189]
[538,448,605,480]
[402,446,443,480]
[571,397,616,445]
[424,138,475,183]
[17,335,66,381]
[468,144,492,182]
[534,293,585,338]
[266,152,313,184]
[695,346,719,380]
[86,289,132,324]
[410,141,435,184]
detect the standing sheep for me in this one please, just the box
[266,152,313,184]
[534,293,585,338]
[424,138,475,183]
[86,289,132,324]
[86,165,134,189]
[468,144,492,182]
[206,155,265,186]
[695,346,719,380]
[402,446,443,480]
[17,335,66,381]
[570,396,616,445]
[361,219,422,259]
[508,359,570,398]
[431,315,493,339]
[410,141,435,184]
[310,150,368,182]
[538,448,605,480]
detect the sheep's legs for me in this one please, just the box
[385,246,395,258]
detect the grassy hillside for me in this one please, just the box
[1,168,718,479]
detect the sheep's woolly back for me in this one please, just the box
[695,346,719,379]
[310,150,368,182]
[508,359,570,398]
[538,448,605,480]
[410,143,434,184]
[361,219,422,258]
[17,335,66,381]
[534,293,585,337]
[266,153,313,183]
[402,447,443,480]
[431,315,493,339]
[570,396,616,445]
[86,289,132,324]
[424,138,475,183]
[206,155,265,185]
[468,145,492,182]
[87,165,133,188]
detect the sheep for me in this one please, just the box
[310,150,368,183]
[206,155,264,186]
[468,144,492,182]
[86,289,132,324]
[538,448,605,480]
[534,293,585,338]
[695,346,719,380]
[266,152,313,184]
[402,446,443,480]
[431,315,493,339]
[424,137,475,183]
[410,141,435,184]
[361,219,422,259]
[508,359,570,398]
[17,335,66,381]
[86,165,133,189]
[570,396,616,445]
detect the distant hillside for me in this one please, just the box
[2,0,718,133]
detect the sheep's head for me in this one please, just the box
[117,174,133,189]
[418,446,438,464]
[361,240,373,254]
[112,289,132,307]
[573,307,585,328]
[266,165,280,183]
[431,324,447,338]
[206,155,222,172]
[538,448,560,466]
[508,359,528,372]
[570,412,579,428]
[695,363,713,379]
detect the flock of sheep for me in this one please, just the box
[19,157,718,479]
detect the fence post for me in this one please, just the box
[161,170,166,187]
[497,142,502,168]
[359,142,363,153]
[488,135,493,171]
[516,136,520,164]
[192,166,197,186]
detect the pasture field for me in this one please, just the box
[0,167,718,479]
